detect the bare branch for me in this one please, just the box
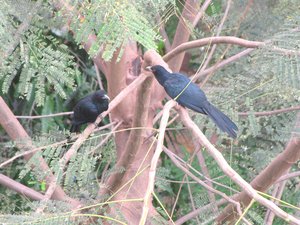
[175,199,227,225]
[196,150,218,212]
[192,0,213,27]
[196,0,232,73]
[164,36,263,62]
[264,179,289,225]
[178,107,300,225]
[238,105,300,117]
[168,0,200,71]
[163,146,242,214]
[0,174,46,201]
[16,111,73,119]
[139,100,175,225]
[276,171,300,183]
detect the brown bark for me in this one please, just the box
[217,112,300,224]
[94,50,169,223]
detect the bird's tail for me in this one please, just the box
[70,123,80,133]
[204,102,238,138]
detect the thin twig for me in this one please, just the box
[163,146,242,215]
[94,63,104,90]
[192,0,213,27]
[275,171,300,184]
[90,120,123,155]
[175,199,227,225]
[264,179,288,225]
[195,0,232,87]
[186,176,201,224]
[238,106,300,117]
[16,111,73,119]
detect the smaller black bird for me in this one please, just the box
[146,65,238,138]
[70,90,110,133]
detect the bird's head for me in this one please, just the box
[146,65,170,85]
[145,65,166,74]
[93,90,110,102]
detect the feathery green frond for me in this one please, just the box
[67,0,174,61]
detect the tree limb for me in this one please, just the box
[164,36,263,62]
[178,107,300,225]
[0,174,46,201]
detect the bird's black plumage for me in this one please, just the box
[70,90,110,133]
[147,65,238,138]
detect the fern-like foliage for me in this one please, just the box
[17,129,117,201]
[0,0,78,106]
[1,27,78,106]
[65,0,175,61]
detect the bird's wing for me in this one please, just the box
[73,100,99,124]
[163,73,190,98]
[164,73,208,114]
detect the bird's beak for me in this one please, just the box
[145,66,152,72]
[103,94,110,101]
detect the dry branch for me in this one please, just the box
[276,171,300,183]
[264,179,288,225]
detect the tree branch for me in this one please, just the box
[16,111,73,119]
[163,36,263,62]
[264,179,288,225]
[0,174,46,201]
[276,171,300,184]
[163,146,242,214]
[139,100,175,225]
[238,105,300,117]
[178,107,300,225]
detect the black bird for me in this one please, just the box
[146,65,238,138]
[70,90,110,133]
